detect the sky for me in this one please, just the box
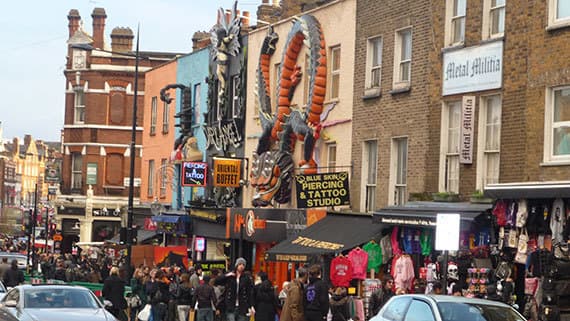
[0,0,260,142]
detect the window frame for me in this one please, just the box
[389,136,408,206]
[327,143,337,173]
[544,86,570,164]
[231,75,240,118]
[365,36,383,95]
[162,100,169,134]
[194,83,201,126]
[74,87,85,124]
[482,0,506,39]
[549,0,570,28]
[150,96,157,136]
[445,0,466,46]
[329,45,341,100]
[392,27,412,90]
[361,140,378,213]
[476,94,502,190]
[403,299,436,321]
[148,159,155,197]
[439,101,461,193]
[71,153,83,190]
[160,159,167,197]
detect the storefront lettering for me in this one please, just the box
[460,96,475,164]
[445,56,501,80]
[291,236,344,250]
[380,217,436,227]
[204,120,242,151]
[233,213,267,234]
[275,254,308,262]
[296,172,350,208]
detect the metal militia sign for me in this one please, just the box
[460,96,475,164]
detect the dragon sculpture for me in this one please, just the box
[250,15,327,207]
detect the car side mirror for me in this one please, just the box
[4,300,17,308]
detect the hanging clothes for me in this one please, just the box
[330,255,353,287]
[363,241,382,272]
[551,198,566,244]
[348,247,368,280]
[391,254,415,291]
[391,227,402,256]
[380,234,393,265]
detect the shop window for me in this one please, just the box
[148,159,155,197]
[150,96,157,135]
[71,153,83,190]
[477,95,501,190]
[393,28,412,90]
[329,46,341,100]
[74,88,85,124]
[390,137,408,205]
[194,83,201,125]
[482,0,505,39]
[445,0,466,46]
[544,86,570,163]
[362,140,378,212]
[548,0,570,29]
[439,101,461,193]
[162,100,169,134]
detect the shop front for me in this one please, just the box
[189,208,228,264]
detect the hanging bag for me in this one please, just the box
[525,277,539,296]
[515,229,529,264]
[516,199,528,228]
[507,229,518,248]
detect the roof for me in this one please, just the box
[484,181,570,199]
[404,294,513,308]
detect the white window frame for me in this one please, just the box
[361,140,378,212]
[71,153,83,190]
[231,75,240,118]
[476,95,502,190]
[482,0,505,39]
[327,143,337,173]
[148,159,155,197]
[150,96,157,135]
[544,86,570,164]
[74,87,85,124]
[194,83,201,125]
[445,0,466,46]
[329,46,341,100]
[388,137,408,206]
[439,101,461,193]
[392,27,412,90]
[365,36,383,95]
[548,0,570,29]
[162,100,169,134]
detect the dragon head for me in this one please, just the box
[250,150,294,207]
[260,27,279,56]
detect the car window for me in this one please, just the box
[4,289,19,303]
[404,300,435,321]
[383,297,412,321]
[438,302,525,321]
[24,288,99,309]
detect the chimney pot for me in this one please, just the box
[67,9,81,38]
[91,7,107,49]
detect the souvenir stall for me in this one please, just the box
[485,182,570,321]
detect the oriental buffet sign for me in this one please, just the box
[295,172,350,208]
[291,236,344,250]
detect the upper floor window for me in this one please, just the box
[232,75,240,118]
[74,88,85,124]
[549,0,570,28]
[544,86,570,163]
[160,158,167,197]
[365,36,383,93]
[393,28,412,89]
[362,140,378,212]
[148,159,155,197]
[477,95,501,190]
[439,101,461,193]
[390,137,408,205]
[71,153,83,190]
[327,144,337,173]
[194,83,201,125]
[330,46,341,100]
[446,0,466,46]
[483,0,505,39]
[162,100,169,134]
[150,96,157,135]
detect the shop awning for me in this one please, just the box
[483,181,570,199]
[151,215,183,223]
[107,229,160,244]
[266,213,383,262]
[373,201,492,228]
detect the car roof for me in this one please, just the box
[16,284,92,292]
[398,294,512,308]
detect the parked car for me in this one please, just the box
[0,254,27,271]
[370,294,526,321]
[0,284,118,321]
[0,282,7,301]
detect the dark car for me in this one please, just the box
[0,254,27,271]
[0,284,118,321]
[370,294,526,321]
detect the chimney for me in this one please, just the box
[192,31,211,51]
[110,27,134,52]
[24,135,32,150]
[91,7,107,49]
[67,9,81,38]
[242,11,250,29]
[257,1,282,25]
[12,137,20,156]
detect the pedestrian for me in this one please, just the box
[130,268,148,321]
[195,275,217,321]
[279,281,290,308]
[329,287,349,321]
[148,269,170,321]
[380,276,395,307]
[214,257,255,321]
[303,264,329,321]
[281,266,308,321]
[176,273,194,321]
[0,257,10,281]
[254,271,279,321]
[190,265,202,289]
[3,260,24,288]
[102,266,128,321]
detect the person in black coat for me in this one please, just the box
[329,287,350,321]
[254,272,279,321]
[214,257,255,321]
[304,264,329,321]
[3,260,24,288]
[102,266,128,321]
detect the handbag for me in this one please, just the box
[553,242,570,261]
[506,229,518,248]
[525,277,539,295]
[514,229,529,264]
[137,304,152,321]
[188,309,195,321]
[495,261,511,280]
[127,293,142,308]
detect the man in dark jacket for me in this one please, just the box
[303,264,329,321]
[195,275,217,321]
[3,260,24,288]
[214,257,255,321]
[102,266,127,321]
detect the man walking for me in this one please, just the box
[281,266,308,321]
[214,257,255,321]
[303,265,329,321]
[195,275,217,321]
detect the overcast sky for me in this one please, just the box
[0,0,260,142]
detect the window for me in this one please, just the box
[150,97,157,135]
[404,300,435,321]
[74,88,85,123]
[382,297,411,321]
[160,159,167,197]
[148,160,155,197]
[390,137,408,205]
[446,0,466,46]
[105,154,123,186]
[549,0,570,27]
[544,87,570,163]
[477,95,501,189]
[327,144,337,173]
[162,100,169,134]
[483,0,505,39]
[366,36,383,91]
[194,83,201,125]
[232,75,240,118]
[393,28,412,88]
[439,101,461,193]
[362,140,378,212]
[71,153,82,190]
[330,46,341,100]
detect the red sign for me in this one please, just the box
[154,246,189,269]
[144,218,157,231]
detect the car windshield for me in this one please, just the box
[24,288,100,309]
[437,302,525,321]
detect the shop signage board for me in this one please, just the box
[435,213,460,251]
[195,237,205,252]
[442,41,503,96]
[213,158,242,187]
[197,260,227,276]
[226,208,307,243]
[45,160,62,183]
[182,162,207,187]
[460,96,475,164]
[86,163,97,185]
[295,172,350,208]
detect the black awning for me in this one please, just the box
[193,219,226,239]
[107,229,159,244]
[373,201,492,228]
[484,181,570,199]
[266,213,383,262]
